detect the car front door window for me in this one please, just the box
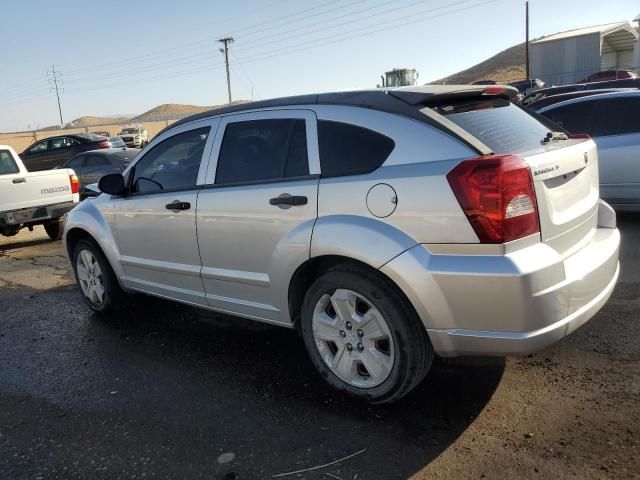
[131,127,210,194]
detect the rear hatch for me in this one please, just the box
[431,95,599,256]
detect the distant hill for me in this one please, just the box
[59,102,250,131]
[130,101,249,123]
[65,115,132,128]
[431,43,526,85]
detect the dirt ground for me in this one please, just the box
[0,217,638,480]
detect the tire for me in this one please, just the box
[300,264,433,403]
[43,217,64,241]
[72,239,126,313]
[0,226,20,237]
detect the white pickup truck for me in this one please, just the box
[0,145,79,240]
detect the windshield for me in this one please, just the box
[436,98,552,154]
[120,128,139,134]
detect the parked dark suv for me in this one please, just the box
[20,134,125,172]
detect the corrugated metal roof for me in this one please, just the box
[531,21,636,43]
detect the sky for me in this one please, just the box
[1,0,638,132]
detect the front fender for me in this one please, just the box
[310,215,418,268]
[63,197,126,287]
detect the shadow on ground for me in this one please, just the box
[0,287,504,479]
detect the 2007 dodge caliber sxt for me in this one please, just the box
[63,85,620,403]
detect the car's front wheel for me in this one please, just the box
[72,239,126,313]
[300,264,433,403]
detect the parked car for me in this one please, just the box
[578,69,637,83]
[521,78,640,107]
[508,78,545,93]
[538,91,640,211]
[0,145,79,240]
[62,148,139,198]
[63,86,620,403]
[526,88,636,111]
[117,126,148,148]
[20,133,124,172]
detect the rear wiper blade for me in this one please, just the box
[542,131,568,143]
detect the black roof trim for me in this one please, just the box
[156,87,513,154]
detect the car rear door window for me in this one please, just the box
[50,137,77,149]
[0,150,19,175]
[541,102,595,134]
[28,141,48,153]
[131,127,210,194]
[85,154,111,167]
[317,120,395,177]
[590,97,640,136]
[215,119,309,184]
[65,155,86,170]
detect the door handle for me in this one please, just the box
[12,177,26,184]
[165,201,191,211]
[269,195,308,206]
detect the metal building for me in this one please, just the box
[530,21,639,86]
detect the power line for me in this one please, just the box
[47,65,64,127]
[234,0,491,64]
[59,0,340,79]
[5,0,366,94]
[6,0,495,106]
[229,49,262,100]
[235,0,396,49]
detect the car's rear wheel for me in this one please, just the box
[72,239,125,313]
[300,264,433,403]
[44,217,64,241]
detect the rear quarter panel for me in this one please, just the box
[310,106,478,266]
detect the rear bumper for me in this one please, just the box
[426,260,618,356]
[380,201,620,357]
[0,201,77,227]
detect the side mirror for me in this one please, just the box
[98,173,126,196]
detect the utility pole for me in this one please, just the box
[525,1,530,79]
[218,37,234,104]
[48,65,64,127]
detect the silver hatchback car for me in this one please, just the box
[63,86,620,403]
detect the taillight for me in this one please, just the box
[97,140,111,148]
[483,85,506,95]
[447,154,540,243]
[69,173,80,194]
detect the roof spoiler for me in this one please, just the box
[388,85,519,107]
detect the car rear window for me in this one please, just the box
[436,98,551,154]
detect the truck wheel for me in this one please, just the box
[72,239,126,313]
[299,264,433,403]
[0,226,20,237]
[44,218,64,241]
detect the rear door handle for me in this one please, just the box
[165,201,191,211]
[12,177,26,184]
[269,195,308,206]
